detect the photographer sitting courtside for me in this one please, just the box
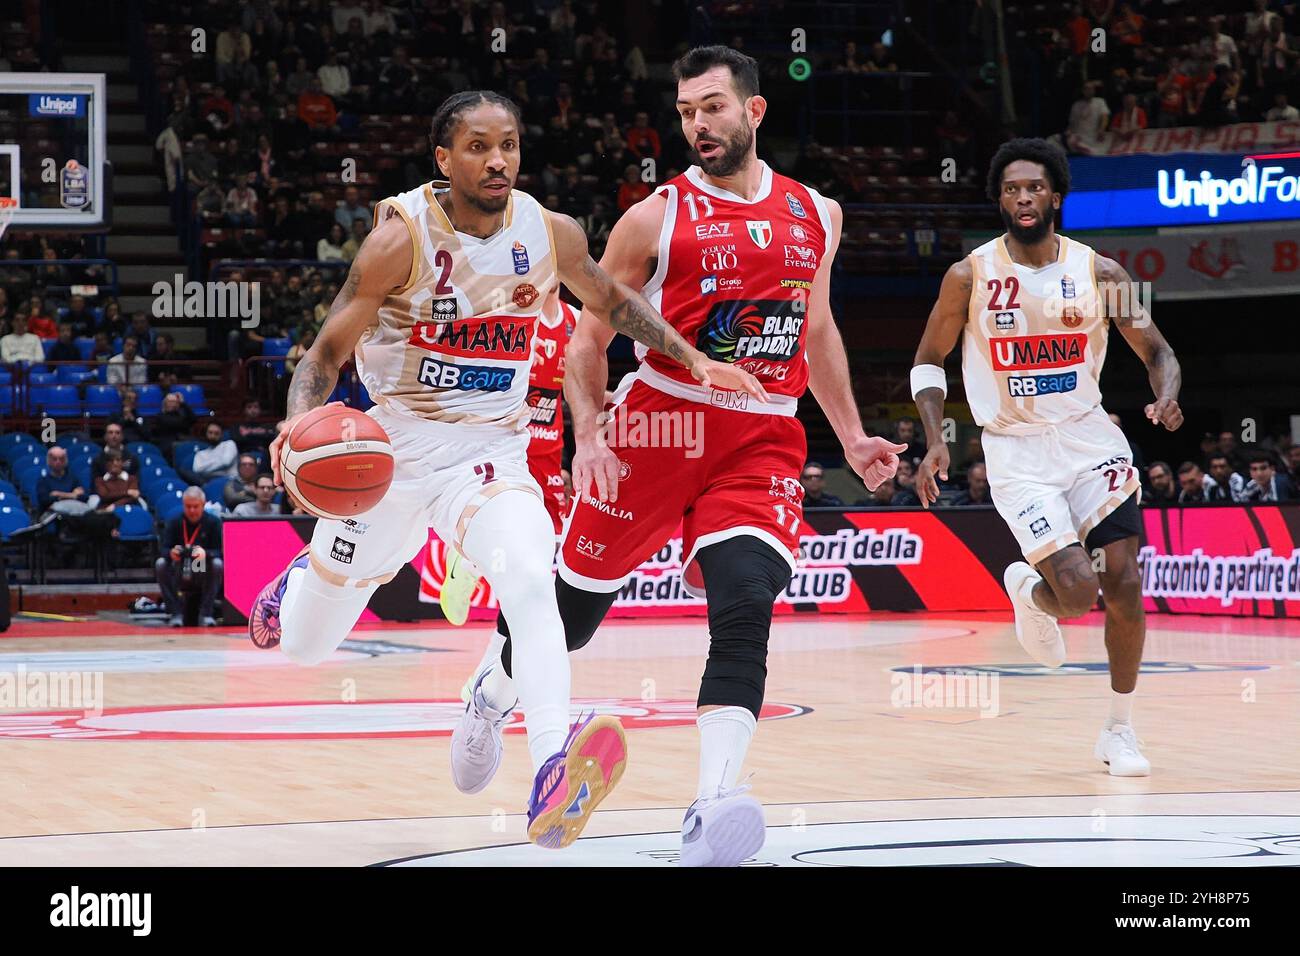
[155,487,224,627]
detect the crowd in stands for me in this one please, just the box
[1027,2,1300,153]
[149,0,707,331]
[801,416,1300,507]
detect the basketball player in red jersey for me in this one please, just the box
[441,286,578,626]
[454,46,906,866]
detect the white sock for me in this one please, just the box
[1020,570,1045,612]
[1107,688,1134,728]
[478,631,518,711]
[279,563,377,666]
[696,706,757,799]
[462,491,570,773]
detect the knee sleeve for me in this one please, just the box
[280,563,377,666]
[696,537,792,717]
[501,575,617,677]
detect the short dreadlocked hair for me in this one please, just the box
[985,137,1071,202]
[428,91,522,175]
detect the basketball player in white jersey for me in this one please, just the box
[247,91,764,848]
[912,138,1183,775]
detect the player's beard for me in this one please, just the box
[1001,205,1052,244]
[693,122,754,177]
[467,180,512,214]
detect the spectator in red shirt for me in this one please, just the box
[1155,61,1191,127]
[1111,2,1144,49]
[616,163,651,212]
[1110,92,1148,131]
[25,295,58,339]
[297,77,340,133]
[625,111,661,161]
[1066,4,1091,57]
[200,85,235,133]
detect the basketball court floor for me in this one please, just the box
[0,611,1297,867]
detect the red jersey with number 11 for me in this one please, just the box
[638,162,833,399]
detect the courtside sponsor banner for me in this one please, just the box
[223,505,1300,621]
[962,223,1300,300]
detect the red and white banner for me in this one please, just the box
[1089,224,1300,300]
[965,223,1300,299]
[1095,120,1300,156]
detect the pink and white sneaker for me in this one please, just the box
[526,713,627,849]
[247,547,310,649]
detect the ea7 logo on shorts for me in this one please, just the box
[418,357,515,392]
[1007,372,1078,397]
[576,536,606,559]
[991,333,1087,371]
[331,537,355,564]
[1029,517,1051,539]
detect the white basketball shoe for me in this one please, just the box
[450,670,515,794]
[679,786,767,867]
[1095,723,1151,776]
[1003,561,1067,668]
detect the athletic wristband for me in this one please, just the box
[910,364,947,399]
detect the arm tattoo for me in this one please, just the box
[286,353,333,417]
[285,266,360,415]
[584,256,690,363]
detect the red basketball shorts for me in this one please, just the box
[527,447,568,535]
[558,379,807,597]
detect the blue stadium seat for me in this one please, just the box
[262,337,292,375]
[140,466,181,495]
[41,339,57,359]
[172,440,203,473]
[172,384,207,414]
[0,502,33,540]
[28,371,58,387]
[74,337,95,361]
[111,337,122,353]
[16,467,46,505]
[56,364,94,385]
[33,385,81,417]
[11,453,45,478]
[0,480,19,498]
[0,369,11,385]
[135,385,163,414]
[128,441,162,459]
[0,433,39,463]
[155,489,185,521]
[114,503,155,541]
[70,458,93,490]
[85,384,121,416]
[203,475,229,505]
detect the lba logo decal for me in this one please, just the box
[746,220,773,249]
[0,699,809,740]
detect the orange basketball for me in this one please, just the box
[280,406,394,520]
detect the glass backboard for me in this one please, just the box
[0,72,108,229]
